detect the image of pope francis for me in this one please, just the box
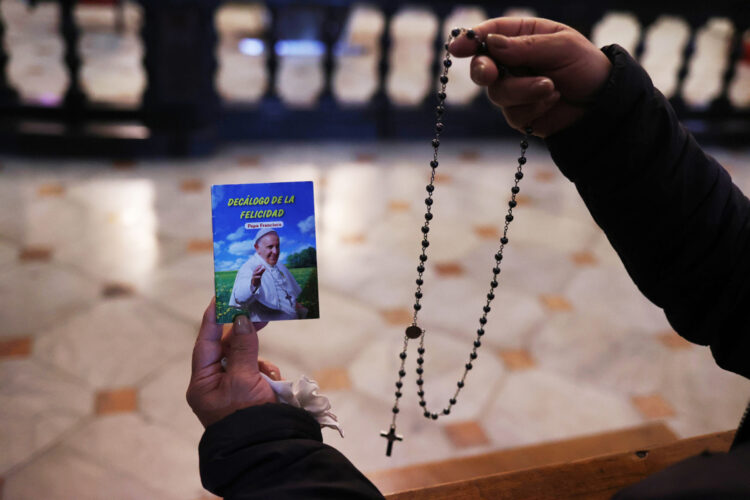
[229,227,305,321]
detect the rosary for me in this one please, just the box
[381,27,531,457]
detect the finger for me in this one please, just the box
[258,359,282,381]
[486,76,555,107]
[484,30,579,71]
[449,17,565,57]
[192,298,224,374]
[226,315,261,374]
[500,91,560,131]
[470,55,500,86]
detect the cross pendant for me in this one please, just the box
[380,426,403,456]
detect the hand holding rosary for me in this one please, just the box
[381,27,532,457]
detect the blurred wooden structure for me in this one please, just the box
[0,0,748,156]
[374,426,734,499]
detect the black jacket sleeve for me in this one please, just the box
[199,403,384,499]
[546,45,750,379]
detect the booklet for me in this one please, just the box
[211,181,319,324]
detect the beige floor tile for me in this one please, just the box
[0,359,92,474]
[4,445,173,500]
[143,254,214,322]
[0,262,99,338]
[443,420,491,448]
[485,370,643,444]
[350,329,505,422]
[34,298,194,389]
[62,414,205,499]
[258,289,381,369]
[139,356,205,444]
[324,390,457,473]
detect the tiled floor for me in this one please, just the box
[1,140,749,499]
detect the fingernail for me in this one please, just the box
[534,79,554,92]
[234,315,250,334]
[486,33,509,50]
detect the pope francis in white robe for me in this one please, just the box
[229,228,304,322]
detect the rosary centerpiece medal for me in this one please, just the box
[381,28,532,456]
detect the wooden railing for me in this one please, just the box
[0,0,748,156]
[384,430,735,500]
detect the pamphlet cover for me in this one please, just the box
[211,181,319,324]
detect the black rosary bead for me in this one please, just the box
[465,363,473,370]
[521,140,528,149]
[442,59,452,68]
[417,265,425,273]
[418,347,425,354]
[415,291,422,299]
[457,381,464,388]
[399,369,406,377]
[449,398,457,405]
[487,291,495,299]
[432,138,440,148]
[422,240,429,248]
[500,237,508,244]
[476,329,484,336]
[492,267,500,275]
[392,407,399,414]
[440,75,448,84]
[430,160,438,168]
[483,306,491,313]
[431,413,438,420]
[490,280,498,288]
[505,214,514,222]
[479,317,487,325]
[518,156,527,165]
[525,126,533,135]
[495,252,503,261]
[425,198,433,206]
[466,29,476,39]
[474,340,481,347]
[511,186,520,194]
[514,171,523,180]
[416,367,423,375]
[470,352,478,359]
[443,408,450,415]
[396,391,402,397]
[425,212,433,221]
[416,278,423,285]
[424,411,431,417]
[419,400,426,407]
[421,225,430,233]
[396,381,403,388]
[437,92,446,100]
[509,200,517,208]
[451,28,461,37]
[436,123,444,132]
[419,254,427,262]
[436,106,444,115]
[417,379,424,385]
[417,357,424,365]
[400,352,407,359]
[418,390,424,397]
[413,303,421,310]
[444,42,450,50]
[426,185,434,193]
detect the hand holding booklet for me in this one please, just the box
[211,181,319,324]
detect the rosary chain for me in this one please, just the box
[387,28,531,428]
